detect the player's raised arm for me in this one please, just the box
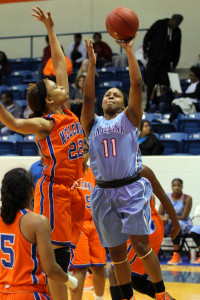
[116,38,143,129]
[31,6,69,108]
[81,38,96,137]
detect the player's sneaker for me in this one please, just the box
[194,255,200,264]
[122,296,136,300]
[155,291,170,299]
[84,274,93,290]
[167,252,182,265]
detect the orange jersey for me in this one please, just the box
[127,198,164,275]
[80,166,95,220]
[0,209,48,294]
[36,109,84,186]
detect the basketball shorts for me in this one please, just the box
[70,218,106,268]
[34,177,84,248]
[0,292,51,299]
[70,188,85,248]
[0,284,51,299]
[90,177,154,247]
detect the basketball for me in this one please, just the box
[105,7,139,41]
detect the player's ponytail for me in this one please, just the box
[0,168,34,224]
[26,80,47,118]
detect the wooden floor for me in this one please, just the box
[68,264,200,300]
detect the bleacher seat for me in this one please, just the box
[0,85,9,96]
[178,113,200,133]
[151,122,176,134]
[96,67,116,84]
[15,100,27,110]
[8,84,28,100]
[99,80,122,88]
[0,134,22,155]
[115,67,130,91]
[142,113,159,122]
[16,140,38,156]
[24,134,36,141]
[159,132,188,155]
[3,74,24,86]
[184,132,200,155]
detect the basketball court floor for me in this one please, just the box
[68,264,200,300]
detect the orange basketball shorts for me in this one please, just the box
[127,214,164,275]
[70,218,106,268]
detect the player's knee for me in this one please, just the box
[54,247,71,272]
[132,239,150,257]
[91,266,105,277]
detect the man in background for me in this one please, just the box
[143,14,183,112]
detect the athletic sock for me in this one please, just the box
[118,282,133,300]
[110,286,123,300]
[153,280,165,293]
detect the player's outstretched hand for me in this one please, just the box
[84,38,96,66]
[31,6,54,29]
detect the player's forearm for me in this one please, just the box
[83,65,95,104]
[45,261,69,283]
[47,27,66,73]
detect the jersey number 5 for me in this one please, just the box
[0,234,15,269]
[102,138,117,158]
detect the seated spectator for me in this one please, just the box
[169,65,200,122]
[138,120,164,155]
[70,74,85,120]
[75,58,99,86]
[149,85,174,113]
[190,225,200,264]
[0,51,11,85]
[38,35,51,80]
[93,32,112,68]
[0,91,22,135]
[43,46,73,81]
[158,178,193,265]
[67,33,87,69]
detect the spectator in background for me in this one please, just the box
[190,226,200,264]
[68,33,87,69]
[138,120,164,155]
[70,74,86,120]
[43,46,73,81]
[75,58,98,86]
[158,178,193,265]
[0,51,11,85]
[149,85,174,113]
[143,14,183,112]
[93,32,113,68]
[38,35,51,80]
[169,65,200,121]
[0,91,22,135]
